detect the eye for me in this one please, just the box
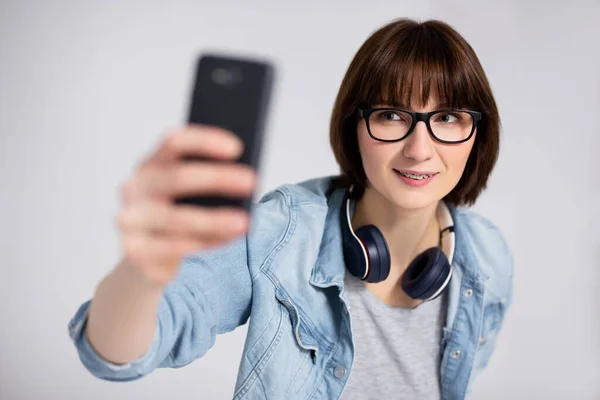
[382,112,400,121]
[375,111,408,122]
[435,113,460,123]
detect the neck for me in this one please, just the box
[351,187,440,279]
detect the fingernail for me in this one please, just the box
[228,137,244,156]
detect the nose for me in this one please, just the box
[402,121,434,161]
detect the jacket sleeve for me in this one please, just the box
[67,189,291,381]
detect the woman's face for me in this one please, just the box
[357,96,475,211]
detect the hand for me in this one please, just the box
[117,124,256,287]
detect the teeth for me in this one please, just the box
[398,171,434,180]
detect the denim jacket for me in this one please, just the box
[68,176,513,400]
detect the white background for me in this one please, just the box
[1,1,599,399]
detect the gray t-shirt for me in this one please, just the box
[339,271,448,400]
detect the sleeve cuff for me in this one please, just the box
[68,300,162,381]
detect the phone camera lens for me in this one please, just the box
[211,67,242,87]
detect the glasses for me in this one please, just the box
[357,107,482,144]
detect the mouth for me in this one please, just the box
[394,169,439,180]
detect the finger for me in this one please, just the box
[136,162,256,198]
[153,125,244,163]
[120,179,144,207]
[119,201,250,240]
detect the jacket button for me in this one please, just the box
[464,289,473,297]
[451,349,461,359]
[479,336,485,345]
[333,365,347,379]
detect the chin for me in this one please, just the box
[367,175,445,211]
[388,189,441,211]
[364,170,453,211]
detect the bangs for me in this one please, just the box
[358,24,480,111]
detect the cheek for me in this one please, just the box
[439,144,473,180]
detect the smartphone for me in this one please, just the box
[175,53,275,210]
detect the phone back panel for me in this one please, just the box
[176,54,274,209]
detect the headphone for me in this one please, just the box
[340,187,455,301]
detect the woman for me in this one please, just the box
[68,18,513,399]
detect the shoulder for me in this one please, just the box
[452,206,512,264]
[451,205,514,303]
[258,175,337,208]
[246,175,336,263]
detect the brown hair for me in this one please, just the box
[330,18,500,206]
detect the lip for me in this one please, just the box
[394,169,439,187]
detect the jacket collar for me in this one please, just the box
[309,186,347,289]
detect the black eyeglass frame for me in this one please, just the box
[357,107,483,144]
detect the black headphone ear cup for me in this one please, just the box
[401,247,451,300]
[340,191,368,279]
[355,225,391,283]
[424,262,452,300]
[342,234,368,279]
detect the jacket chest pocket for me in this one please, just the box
[463,301,506,395]
[234,291,320,399]
[475,302,505,370]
